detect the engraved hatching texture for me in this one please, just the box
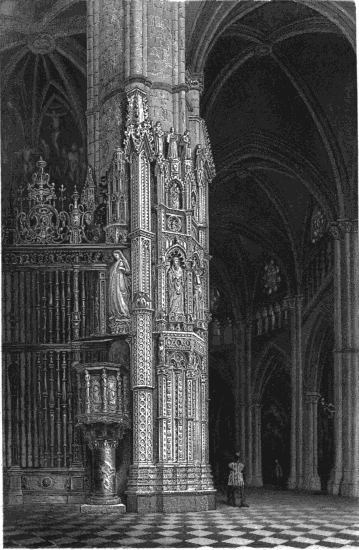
[133,313,153,387]
[140,153,151,231]
[99,0,124,87]
[100,97,123,176]
[147,1,173,83]
[131,237,140,293]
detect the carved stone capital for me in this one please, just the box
[329,219,358,239]
[185,70,204,93]
[304,391,321,405]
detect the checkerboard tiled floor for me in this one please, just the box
[4,489,359,549]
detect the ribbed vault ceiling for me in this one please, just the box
[0,0,357,320]
[187,0,356,318]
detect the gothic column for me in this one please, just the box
[303,391,321,491]
[86,0,100,177]
[118,1,215,512]
[251,401,263,487]
[235,323,246,455]
[288,295,304,489]
[124,90,156,511]
[329,220,359,497]
[86,0,127,179]
[239,324,247,460]
[245,320,253,485]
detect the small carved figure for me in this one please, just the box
[67,143,80,183]
[154,121,164,156]
[168,256,185,314]
[158,335,165,363]
[195,144,204,183]
[108,249,131,320]
[92,380,101,403]
[180,129,192,161]
[45,108,66,157]
[169,182,181,209]
[192,258,204,319]
[167,127,178,159]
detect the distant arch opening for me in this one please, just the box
[261,361,291,487]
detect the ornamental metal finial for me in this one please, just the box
[8,156,102,245]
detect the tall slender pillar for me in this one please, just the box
[123,90,156,511]
[303,391,321,491]
[251,401,263,487]
[86,0,100,177]
[238,324,247,460]
[233,323,244,453]
[245,320,253,485]
[288,295,304,489]
[329,220,359,497]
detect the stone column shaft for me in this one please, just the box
[288,295,304,489]
[87,0,100,177]
[329,220,359,497]
[303,392,321,491]
[251,403,263,487]
[245,322,253,484]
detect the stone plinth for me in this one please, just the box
[127,491,216,513]
[81,503,126,514]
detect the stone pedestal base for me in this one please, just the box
[4,466,23,505]
[340,479,359,498]
[81,503,126,514]
[287,477,297,490]
[303,474,321,492]
[251,475,263,487]
[127,490,216,513]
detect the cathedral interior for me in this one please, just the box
[1,0,358,545]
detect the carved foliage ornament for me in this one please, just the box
[329,219,358,239]
[8,158,101,246]
[263,259,281,295]
[123,89,154,157]
[311,207,327,243]
[28,34,56,54]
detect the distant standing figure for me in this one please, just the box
[274,458,284,488]
[167,127,178,159]
[154,121,164,156]
[227,452,249,507]
[180,129,192,161]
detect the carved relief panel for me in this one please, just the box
[157,341,207,465]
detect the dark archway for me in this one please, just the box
[261,362,291,486]
[208,364,235,490]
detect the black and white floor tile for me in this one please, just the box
[4,489,359,549]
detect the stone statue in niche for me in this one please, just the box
[180,130,192,161]
[154,121,164,156]
[108,249,131,321]
[167,127,178,159]
[168,256,185,315]
[195,144,204,184]
[169,181,181,209]
[191,191,197,219]
[192,258,204,319]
